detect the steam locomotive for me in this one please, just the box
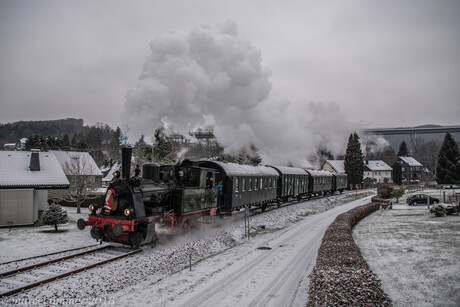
[77,148,347,247]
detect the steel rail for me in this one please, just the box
[0,245,110,278]
[0,244,101,266]
[0,248,142,298]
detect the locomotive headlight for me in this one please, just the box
[124,208,134,216]
[89,204,95,212]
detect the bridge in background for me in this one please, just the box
[362,125,460,136]
[361,125,460,150]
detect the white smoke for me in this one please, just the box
[123,20,366,167]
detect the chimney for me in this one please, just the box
[121,147,132,179]
[29,149,41,171]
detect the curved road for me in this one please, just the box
[145,196,373,307]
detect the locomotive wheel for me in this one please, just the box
[129,231,144,248]
[181,217,189,229]
[90,227,102,240]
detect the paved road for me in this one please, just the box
[151,195,373,307]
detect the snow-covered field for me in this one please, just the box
[353,192,460,307]
[0,192,372,306]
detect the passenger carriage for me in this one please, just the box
[198,161,279,213]
[304,169,333,196]
[331,173,347,194]
[267,166,309,202]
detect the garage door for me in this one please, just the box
[0,189,34,226]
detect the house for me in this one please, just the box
[0,150,69,226]
[363,160,393,183]
[51,151,103,189]
[102,161,121,187]
[322,160,345,174]
[323,159,392,183]
[398,156,423,182]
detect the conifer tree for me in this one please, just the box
[42,203,69,231]
[153,127,175,163]
[344,132,364,188]
[398,141,409,156]
[392,161,403,185]
[134,135,153,165]
[435,132,460,184]
[62,134,70,149]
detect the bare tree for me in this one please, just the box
[50,154,100,213]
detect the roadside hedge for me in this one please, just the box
[307,202,392,306]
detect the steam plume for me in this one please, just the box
[123,20,376,166]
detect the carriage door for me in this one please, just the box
[204,170,217,208]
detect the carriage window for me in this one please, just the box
[249,178,252,191]
[254,178,258,190]
[235,178,239,192]
[242,178,246,192]
[260,178,263,190]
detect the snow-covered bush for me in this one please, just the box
[430,205,446,217]
[42,202,69,231]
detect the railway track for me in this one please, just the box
[0,245,141,298]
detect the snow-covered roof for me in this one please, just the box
[267,166,308,175]
[302,160,315,170]
[325,160,345,173]
[305,169,333,177]
[364,160,393,171]
[102,162,121,182]
[51,151,102,176]
[399,156,423,167]
[200,161,279,177]
[0,151,70,189]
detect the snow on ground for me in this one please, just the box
[353,190,460,307]
[0,192,372,306]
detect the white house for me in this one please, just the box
[322,160,345,174]
[364,160,393,183]
[0,151,69,226]
[51,151,103,189]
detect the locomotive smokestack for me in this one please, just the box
[121,147,132,179]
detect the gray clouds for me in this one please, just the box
[1,0,459,140]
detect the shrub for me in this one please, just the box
[391,188,405,203]
[377,186,393,199]
[430,205,446,217]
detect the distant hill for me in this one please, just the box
[414,124,442,128]
[0,118,85,146]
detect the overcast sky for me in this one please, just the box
[1,0,459,133]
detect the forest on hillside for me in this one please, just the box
[0,118,122,165]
